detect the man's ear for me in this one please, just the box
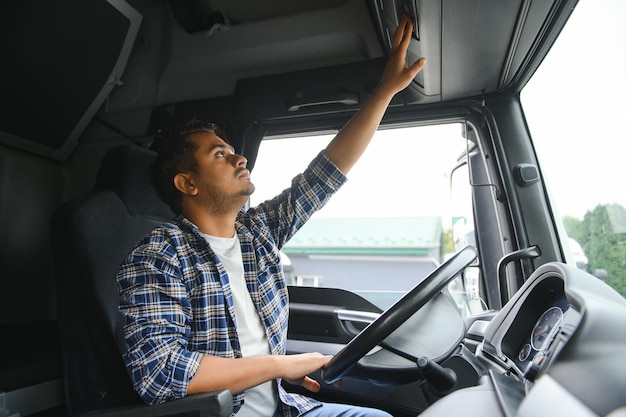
[174,173,198,196]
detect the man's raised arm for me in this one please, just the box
[325,15,426,174]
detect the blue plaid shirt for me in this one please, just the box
[117,151,346,416]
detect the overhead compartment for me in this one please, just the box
[371,0,568,102]
[0,0,141,160]
[236,59,393,122]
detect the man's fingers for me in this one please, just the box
[391,15,409,49]
[411,57,427,74]
[300,376,321,393]
[392,15,413,51]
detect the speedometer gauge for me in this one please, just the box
[531,306,563,351]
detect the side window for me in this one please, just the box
[250,123,486,314]
[522,0,626,299]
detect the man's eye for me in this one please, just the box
[216,151,225,157]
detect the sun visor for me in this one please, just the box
[0,0,142,161]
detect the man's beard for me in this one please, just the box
[207,183,255,215]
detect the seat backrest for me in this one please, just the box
[52,145,174,415]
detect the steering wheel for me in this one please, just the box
[321,245,478,384]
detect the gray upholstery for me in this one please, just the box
[51,145,232,416]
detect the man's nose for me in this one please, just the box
[231,153,247,167]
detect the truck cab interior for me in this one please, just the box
[1,0,625,416]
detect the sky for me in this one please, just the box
[250,125,466,221]
[251,0,626,222]
[522,0,626,219]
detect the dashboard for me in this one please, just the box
[512,300,569,370]
[420,262,626,417]
[504,291,573,376]
[479,269,583,382]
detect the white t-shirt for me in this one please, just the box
[203,233,278,416]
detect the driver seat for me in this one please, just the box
[51,144,232,416]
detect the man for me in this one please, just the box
[117,16,426,417]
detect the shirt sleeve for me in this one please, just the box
[117,230,203,405]
[247,150,347,248]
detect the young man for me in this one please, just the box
[117,16,426,417]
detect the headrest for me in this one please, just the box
[95,145,173,219]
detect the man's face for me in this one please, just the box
[182,131,255,214]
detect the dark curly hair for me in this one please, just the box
[150,120,229,214]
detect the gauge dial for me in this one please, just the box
[531,306,563,351]
[518,343,532,362]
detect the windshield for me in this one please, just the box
[250,124,479,312]
[522,0,626,298]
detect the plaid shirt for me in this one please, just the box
[117,151,346,416]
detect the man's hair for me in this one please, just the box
[150,120,229,214]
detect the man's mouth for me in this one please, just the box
[236,168,250,179]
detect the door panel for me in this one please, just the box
[286,286,429,416]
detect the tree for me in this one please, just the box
[576,204,626,298]
[441,227,455,260]
[562,216,584,243]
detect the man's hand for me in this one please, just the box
[378,15,427,98]
[323,14,427,175]
[280,352,332,392]
[283,375,323,393]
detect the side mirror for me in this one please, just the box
[593,269,608,281]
